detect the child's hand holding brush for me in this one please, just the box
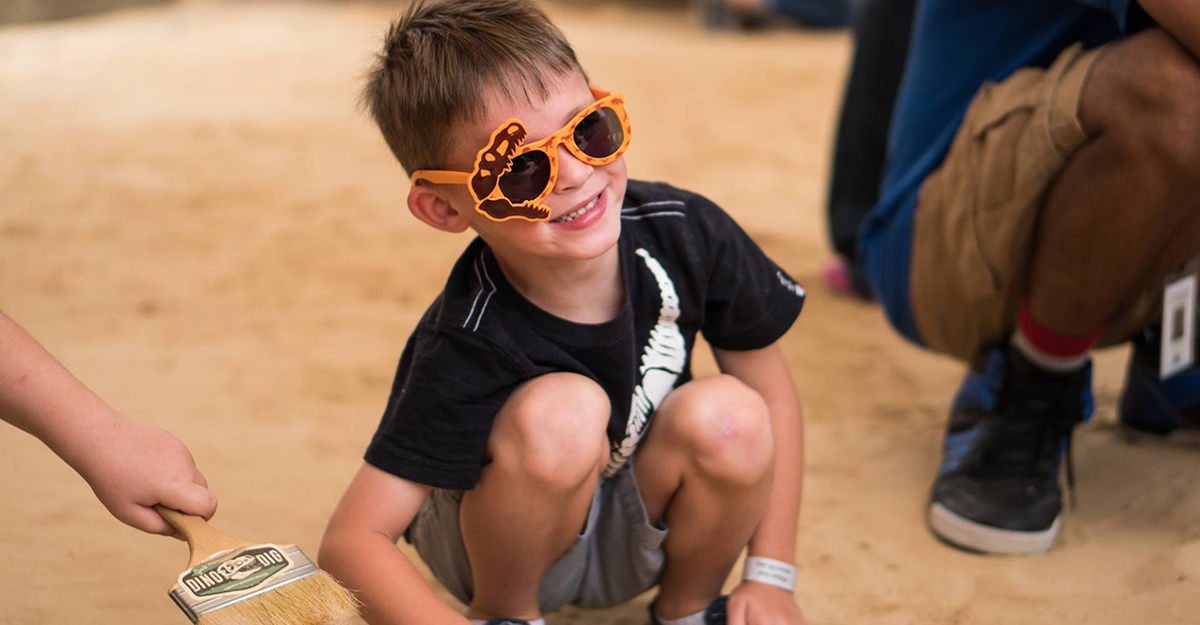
[76,414,218,536]
[0,310,218,535]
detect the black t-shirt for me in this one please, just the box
[365,180,806,490]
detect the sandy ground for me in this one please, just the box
[1,1,1197,623]
[0,0,168,26]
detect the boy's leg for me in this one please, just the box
[459,373,611,622]
[633,375,775,619]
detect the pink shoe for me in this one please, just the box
[821,257,873,300]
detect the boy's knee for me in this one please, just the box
[491,372,610,488]
[1089,29,1200,180]
[666,375,774,485]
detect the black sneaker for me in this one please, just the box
[1118,326,1200,441]
[927,346,1092,555]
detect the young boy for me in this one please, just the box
[319,2,807,624]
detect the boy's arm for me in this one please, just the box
[0,311,217,535]
[713,342,806,625]
[319,462,470,625]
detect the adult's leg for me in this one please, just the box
[827,0,917,268]
[928,29,1200,555]
[459,373,611,622]
[633,375,775,619]
[1027,28,1200,335]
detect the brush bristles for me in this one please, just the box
[195,571,361,625]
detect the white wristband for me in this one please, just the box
[742,556,797,593]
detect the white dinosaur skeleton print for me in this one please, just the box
[604,247,687,477]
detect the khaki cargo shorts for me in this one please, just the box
[910,42,1157,364]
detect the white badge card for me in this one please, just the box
[1160,268,1197,379]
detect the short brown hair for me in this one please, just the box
[363,0,587,174]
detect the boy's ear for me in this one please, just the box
[408,184,471,233]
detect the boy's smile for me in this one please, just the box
[549,187,606,228]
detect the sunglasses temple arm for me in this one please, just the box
[411,170,472,185]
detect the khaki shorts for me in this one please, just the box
[405,461,668,614]
[910,42,1158,364]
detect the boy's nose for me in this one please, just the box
[552,143,593,194]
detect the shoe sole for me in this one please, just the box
[927,503,1060,555]
[1118,423,1200,445]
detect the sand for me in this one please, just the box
[0,1,1197,623]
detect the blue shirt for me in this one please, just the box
[859,0,1143,343]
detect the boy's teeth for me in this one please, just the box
[552,194,600,223]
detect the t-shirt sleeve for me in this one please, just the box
[364,328,522,490]
[694,198,806,350]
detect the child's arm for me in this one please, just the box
[319,462,471,625]
[0,311,217,536]
[713,342,806,625]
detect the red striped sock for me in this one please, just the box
[1011,302,1104,372]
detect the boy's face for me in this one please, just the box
[440,71,628,264]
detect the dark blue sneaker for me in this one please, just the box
[650,596,728,625]
[1119,327,1200,441]
[928,346,1093,555]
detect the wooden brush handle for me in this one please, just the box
[155,505,252,568]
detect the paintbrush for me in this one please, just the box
[156,505,360,625]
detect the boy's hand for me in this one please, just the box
[75,414,217,538]
[727,581,806,625]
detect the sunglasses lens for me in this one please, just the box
[498,151,552,202]
[574,107,624,159]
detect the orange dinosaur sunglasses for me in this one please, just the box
[411,86,631,223]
